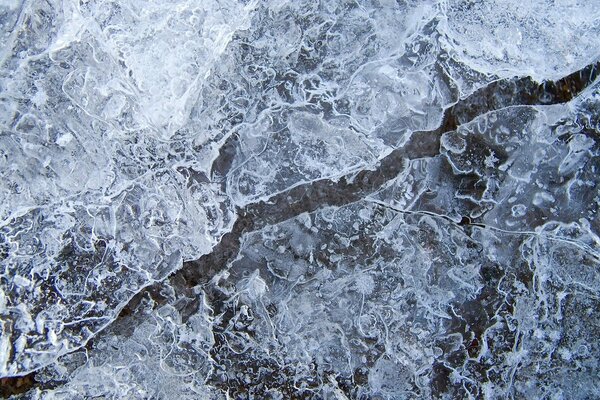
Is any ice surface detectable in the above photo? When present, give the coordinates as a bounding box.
[442,0,600,81]
[223,0,450,205]
[0,0,240,376]
[1,0,600,398]
[31,284,220,399]
[35,195,600,398]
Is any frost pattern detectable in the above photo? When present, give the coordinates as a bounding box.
[222,0,452,205]
[31,287,220,400]
[0,0,248,375]
[36,195,600,398]
[443,0,600,81]
[1,0,600,399]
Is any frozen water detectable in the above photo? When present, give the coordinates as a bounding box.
[0,0,240,376]
[1,0,600,399]
[32,284,220,399]
[442,0,600,81]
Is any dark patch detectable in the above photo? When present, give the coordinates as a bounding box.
[431,362,452,398]
[0,373,36,398]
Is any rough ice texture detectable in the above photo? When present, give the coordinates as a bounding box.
[1,0,600,399]
[443,0,600,81]
[0,0,244,376]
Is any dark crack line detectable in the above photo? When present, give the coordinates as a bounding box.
[4,60,598,392]
[367,199,600,262]
[180,60,600,288]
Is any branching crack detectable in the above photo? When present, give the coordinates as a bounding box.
[4,60,598,395]
[178,60,600,290]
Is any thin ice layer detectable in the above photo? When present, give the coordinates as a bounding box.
[442,0,600,81]
[31,285,221,400]
[223,0,449,205]
[2,0,600,397]
[0,0,251,376]
[45,196,599,399]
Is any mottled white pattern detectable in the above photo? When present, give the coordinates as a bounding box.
[1,0,599,399]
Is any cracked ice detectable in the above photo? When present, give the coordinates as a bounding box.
[1,0,600,399]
